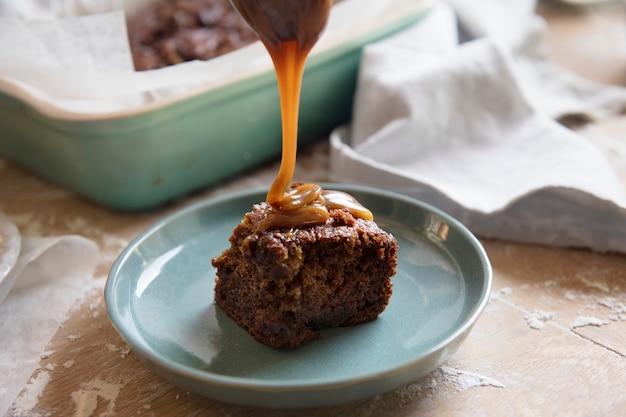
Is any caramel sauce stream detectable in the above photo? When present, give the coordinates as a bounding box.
[230,0,373,229]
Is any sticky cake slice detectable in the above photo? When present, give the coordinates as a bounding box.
[211,203,398,349]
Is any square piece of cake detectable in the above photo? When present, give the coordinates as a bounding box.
[212,203,398,349]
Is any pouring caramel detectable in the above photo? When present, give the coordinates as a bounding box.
[230,0,373,229]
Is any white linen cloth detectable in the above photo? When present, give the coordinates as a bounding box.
[0,214,99,416]
[330,1,626,253]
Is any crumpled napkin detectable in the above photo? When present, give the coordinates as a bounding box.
[330,0,626,253]
[0,213,100,416]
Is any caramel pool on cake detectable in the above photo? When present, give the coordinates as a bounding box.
[212,0,398,349]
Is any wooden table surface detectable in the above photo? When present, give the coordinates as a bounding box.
[2,1,626,416]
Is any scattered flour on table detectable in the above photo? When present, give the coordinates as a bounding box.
[71,379,122,417]
[360,365,505,414]
[598,297,626,321]
[439,367,505,390]
[570,316,611,329]
[577,276,611,293]
[7,213,42,236]
[64,216,130,265]
[565,291,626,327]
[11,371,51,416]
[543,280,558,289]
[524,310,554,330]
[39,350,54,360]
[67,333,82,342]
[392,375,439,402]
[2,275,106,417]
[87,296,104,319]
[105,343,131,359]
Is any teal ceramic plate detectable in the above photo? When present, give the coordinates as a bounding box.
[105,184,491,408]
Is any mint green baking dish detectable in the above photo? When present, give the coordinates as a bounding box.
[0,2,432,210]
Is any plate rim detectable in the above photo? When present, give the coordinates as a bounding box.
[105,183,492,393]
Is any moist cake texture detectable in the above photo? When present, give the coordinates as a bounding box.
[212,203,398,349]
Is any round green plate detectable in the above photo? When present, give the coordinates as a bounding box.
[105,184,492,408]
